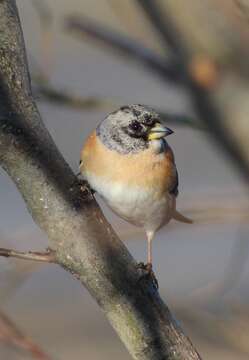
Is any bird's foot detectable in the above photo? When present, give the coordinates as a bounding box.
[136,262,159,290]
[79,180,95,195]
[69,178,94,209]
[71,176,95,196]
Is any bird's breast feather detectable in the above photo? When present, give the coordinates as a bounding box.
[81,130,177,197]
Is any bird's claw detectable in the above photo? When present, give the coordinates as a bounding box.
[136,262,159,290]
[79,179,95,195]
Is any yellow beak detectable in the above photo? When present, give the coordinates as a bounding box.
[148,123,174,140]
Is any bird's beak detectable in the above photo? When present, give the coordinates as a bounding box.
[148,123,174,140]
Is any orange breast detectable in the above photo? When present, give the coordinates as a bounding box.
[81,130,177,197]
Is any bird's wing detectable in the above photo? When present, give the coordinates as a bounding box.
[169,166,179,197]
[169,165,193,224]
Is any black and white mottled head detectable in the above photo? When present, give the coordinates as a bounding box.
[96,104,173,154]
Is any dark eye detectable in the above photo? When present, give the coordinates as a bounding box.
[129,120,142,132]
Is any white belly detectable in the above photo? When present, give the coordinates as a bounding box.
[85,172,175,233]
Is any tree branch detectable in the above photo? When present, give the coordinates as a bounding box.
[65,15,182,83]
[33,76,114,111]
[33,75,201,128]
[0,248,55,263]
[0,2,201,360]
[0,311,53,360]
[31,0,53,76]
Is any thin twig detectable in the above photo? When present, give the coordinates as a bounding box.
[31,0,54,76]
[65,15,181,83]
[0,248,56,263]
[32,69,200,127]
[0,311,53,360]
[31,0,52,26]
[63,16,201,128]
[158,111,201,129]
[34,77,200,127]
[34,78,114,111]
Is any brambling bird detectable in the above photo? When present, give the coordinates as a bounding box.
[80,104,192,275]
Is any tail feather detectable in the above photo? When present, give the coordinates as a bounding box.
[173,210,193,224]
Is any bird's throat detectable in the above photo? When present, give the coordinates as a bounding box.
[150,138,167,154]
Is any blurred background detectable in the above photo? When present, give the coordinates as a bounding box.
[1,0,249,359]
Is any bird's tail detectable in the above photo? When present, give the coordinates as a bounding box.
[173,210,193,224]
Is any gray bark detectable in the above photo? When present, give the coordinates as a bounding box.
[0,1,201,359]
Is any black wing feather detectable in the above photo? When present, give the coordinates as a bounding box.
[169,168,179,197]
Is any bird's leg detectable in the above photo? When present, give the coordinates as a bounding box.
[147,231,154,271]
[136,231,154,271]
[136,231,158,289]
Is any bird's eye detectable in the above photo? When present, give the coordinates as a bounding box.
[129,120,142,132]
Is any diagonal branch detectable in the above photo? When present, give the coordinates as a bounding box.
[65,15,182,83]
[0,2,201,360]
[63,16,201,129]
[0,311,53,360]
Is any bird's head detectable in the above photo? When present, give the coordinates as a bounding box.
[96,104,173,154]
